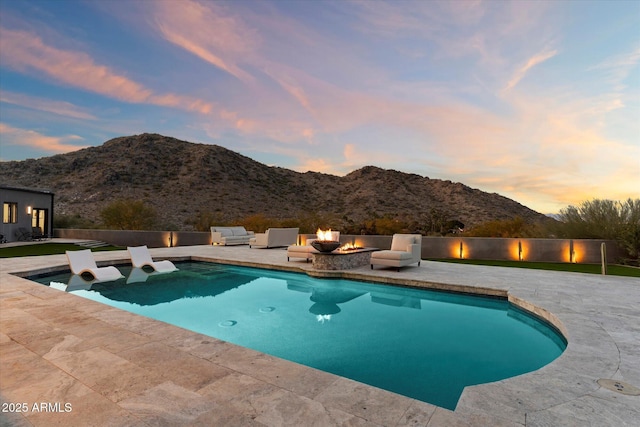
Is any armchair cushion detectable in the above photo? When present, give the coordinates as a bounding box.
[391,234,416,251]
[371,250,413,261]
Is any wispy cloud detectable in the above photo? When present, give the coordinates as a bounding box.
[589,47,640,91]
[0,26,215,114]
[152,0,256,83]
[0,123,88,154]
[0,90,96,120]
[503,49,558,92]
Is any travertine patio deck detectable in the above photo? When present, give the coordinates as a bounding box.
[1,245,638,426]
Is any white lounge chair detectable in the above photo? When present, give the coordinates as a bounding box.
[127,246,178,273]
[65,249,124,282]
[370,234,422,271]
[250,227,299,248]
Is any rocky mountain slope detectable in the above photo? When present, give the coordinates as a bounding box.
[0,133,547,231]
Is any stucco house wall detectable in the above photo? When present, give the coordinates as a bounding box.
[1,185,54,242]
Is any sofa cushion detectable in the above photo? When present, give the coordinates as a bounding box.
[230,226,247,236]
[217,227,233,237]
[391,235,415,251]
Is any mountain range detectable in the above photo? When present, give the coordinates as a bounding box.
[0,133,547,232]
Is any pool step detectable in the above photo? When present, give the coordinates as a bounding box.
[75,240,110,248]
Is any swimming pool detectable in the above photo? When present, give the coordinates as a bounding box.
[33,261,566,410]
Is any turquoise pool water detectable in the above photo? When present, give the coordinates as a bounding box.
[33,262,566,409]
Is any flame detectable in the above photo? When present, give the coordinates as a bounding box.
[338,242,362,251]
[316,228,333,241]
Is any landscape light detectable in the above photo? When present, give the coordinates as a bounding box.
[518,241,523,261]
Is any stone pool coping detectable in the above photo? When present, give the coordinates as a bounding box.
[1,245,638,426]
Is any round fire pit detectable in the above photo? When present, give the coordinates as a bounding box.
[311,240,341,253]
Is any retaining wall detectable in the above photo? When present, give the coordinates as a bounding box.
[54,229,622,264]
[54,229,206,248]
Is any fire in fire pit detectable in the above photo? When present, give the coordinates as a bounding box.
[338,242,362,252]
[316,228,335,241]
[311,229,340,252]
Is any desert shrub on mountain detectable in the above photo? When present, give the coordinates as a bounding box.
[100,199,158,230]
[466,217,540,238]
[238,214,279,233]
[54,213,96,229]
[189,211,225,232]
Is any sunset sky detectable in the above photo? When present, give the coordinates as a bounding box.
[0,0,638,214]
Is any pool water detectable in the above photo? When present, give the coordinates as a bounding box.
[33,261,566,410]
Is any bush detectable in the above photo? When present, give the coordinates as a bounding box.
[54,214,96,229]
[188,211,224,232]
[552,198,640,265]
[100,199,158,230]
[466,217,540,238]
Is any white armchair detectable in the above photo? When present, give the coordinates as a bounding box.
[249,227,299,248]
[370,234,422,271]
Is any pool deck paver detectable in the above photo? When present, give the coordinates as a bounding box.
[1,244,638,426]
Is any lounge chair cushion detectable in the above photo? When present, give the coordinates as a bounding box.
[287,244,318,261]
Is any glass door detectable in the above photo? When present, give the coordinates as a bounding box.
[32,208,47,230]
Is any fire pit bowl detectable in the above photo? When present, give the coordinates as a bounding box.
[311,240,341,253]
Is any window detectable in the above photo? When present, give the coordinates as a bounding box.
[3,202,17,223]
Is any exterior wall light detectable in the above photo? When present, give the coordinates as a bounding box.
[27,206,32,214]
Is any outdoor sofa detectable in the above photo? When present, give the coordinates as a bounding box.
[210,226,255,245]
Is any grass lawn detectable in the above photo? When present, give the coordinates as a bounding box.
[0,243,124,258]
[2,244,638,278]
[429,258,640,278]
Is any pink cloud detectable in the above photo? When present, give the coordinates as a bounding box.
[0,26,215,114]
[503,49,558,92]
[152,0,256,83]
[0,123,88,154]
[0,91,96,120]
